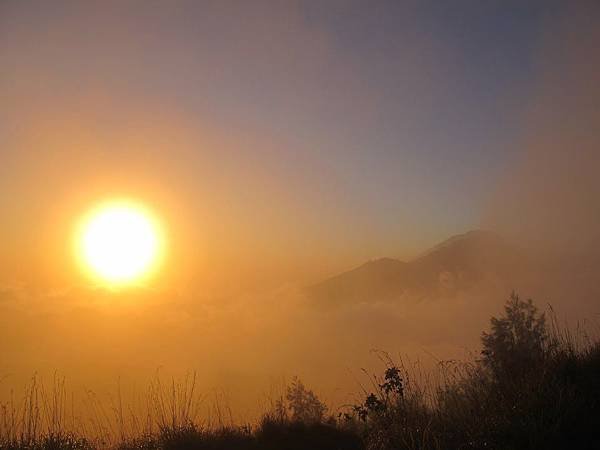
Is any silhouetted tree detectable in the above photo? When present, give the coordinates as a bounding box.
[481,292,548,379]
[284,377,327,423]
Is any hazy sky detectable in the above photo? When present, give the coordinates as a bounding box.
[2,2,600,423]
[0,0,592,290]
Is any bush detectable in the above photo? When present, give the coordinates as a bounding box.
[282,378,328,424]
[349,293,600,450]
[118,377,362,450]
[481,292,549,379]
[0,433,92,450]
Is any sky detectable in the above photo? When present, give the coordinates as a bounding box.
[1,0,600,425]
[0,0,592,292]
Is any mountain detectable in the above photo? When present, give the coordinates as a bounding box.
[307,230,523,306]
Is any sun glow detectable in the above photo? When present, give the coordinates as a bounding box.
[77,200,164,285]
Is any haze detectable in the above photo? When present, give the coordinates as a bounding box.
[1,0,599,425]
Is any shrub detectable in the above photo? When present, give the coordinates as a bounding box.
[481,292,549,379]
[274,377,328,424]
[350,293,600,450]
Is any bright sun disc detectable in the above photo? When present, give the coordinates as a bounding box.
[77,201,163,285]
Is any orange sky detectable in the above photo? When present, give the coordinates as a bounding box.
[1,2,600,424]
[0,2,599,296]
[1,1,554,294]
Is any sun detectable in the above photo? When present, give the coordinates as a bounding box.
[76,200,164,285]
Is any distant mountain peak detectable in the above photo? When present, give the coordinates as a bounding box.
[307,229,516,307]
[415,229,503,261]
[358,257,405,269]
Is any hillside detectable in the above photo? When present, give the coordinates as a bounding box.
[307,230,523,306]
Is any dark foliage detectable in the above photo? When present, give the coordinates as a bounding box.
[281,377,328,424]
[0,433,92,450]
[116,420,363,450]
[481,292,549,379]
[349,293,600,450]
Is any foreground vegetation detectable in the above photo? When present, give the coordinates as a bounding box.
[1,293,599,449]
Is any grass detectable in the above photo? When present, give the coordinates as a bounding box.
[1,293,599,449]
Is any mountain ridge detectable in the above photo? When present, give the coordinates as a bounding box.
[306,229,519,306]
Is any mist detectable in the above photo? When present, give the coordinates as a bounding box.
[1,2,599,446]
